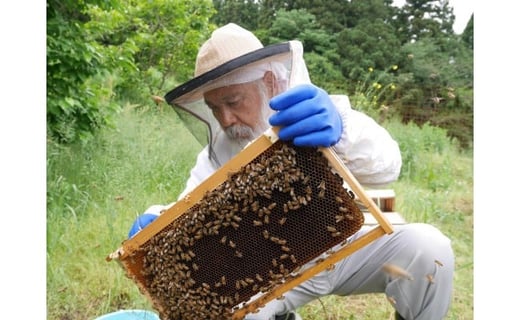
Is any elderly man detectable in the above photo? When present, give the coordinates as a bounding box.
[128,23,454,320]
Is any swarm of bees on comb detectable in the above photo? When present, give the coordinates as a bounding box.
[118,141,366,319]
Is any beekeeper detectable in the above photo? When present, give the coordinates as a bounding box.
[128,23,454,320]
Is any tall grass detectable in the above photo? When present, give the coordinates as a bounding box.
[47,107,473,319]
[47,104,202,319]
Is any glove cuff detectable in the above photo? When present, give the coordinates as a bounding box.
[330,94,351,157]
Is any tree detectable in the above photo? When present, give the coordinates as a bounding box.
[396,0,455,42]
[47,0,215,144]
[47,0,120,143]
[86,0,215,102]
[461,13,473,50]
[336,18,402,82]
[259,8,344,91]
[211,0,260,30]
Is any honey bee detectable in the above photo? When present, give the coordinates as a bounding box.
[327,226,337,233]
[326,264,336,271]
[426,274,435,283]
[382,263,414,280]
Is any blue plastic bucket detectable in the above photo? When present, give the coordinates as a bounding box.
[94,309,160,320]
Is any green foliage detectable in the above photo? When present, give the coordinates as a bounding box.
[304,52,348,94]
[396,0,455,42]
[349,64,401,119]
[400,37,473,90]
[260,8,345,93]
[84,0,215,104]
[47,1,121,143]
[264,8,334,54]
[395,36,473,147]
[461,13,474,49]
[47,0,215,144]
[211,0,260,30]
[336,18,402,81]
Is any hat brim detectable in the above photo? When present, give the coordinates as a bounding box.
[165,42,291,105]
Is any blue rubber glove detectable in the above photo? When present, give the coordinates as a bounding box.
[128,213,159,239]
[268,84,342,147]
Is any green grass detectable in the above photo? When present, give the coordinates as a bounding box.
[47,106,473,320]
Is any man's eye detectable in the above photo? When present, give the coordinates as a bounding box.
[226,99,240,108]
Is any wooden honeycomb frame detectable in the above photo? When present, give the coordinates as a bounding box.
[107,128,394,319]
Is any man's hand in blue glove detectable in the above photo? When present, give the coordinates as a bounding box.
[128,213,159,239]
[268,84,342,147]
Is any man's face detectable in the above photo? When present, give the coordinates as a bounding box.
[203,80,273,145]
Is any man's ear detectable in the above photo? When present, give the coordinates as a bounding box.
[262,71,278,97]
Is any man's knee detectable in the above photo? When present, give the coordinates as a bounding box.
[397,223,452,255]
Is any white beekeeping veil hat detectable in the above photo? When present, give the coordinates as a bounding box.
[165,23,311,166]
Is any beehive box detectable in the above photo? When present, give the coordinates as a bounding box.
[107,129,393,320]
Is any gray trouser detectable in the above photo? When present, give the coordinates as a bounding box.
[244,223,454,320]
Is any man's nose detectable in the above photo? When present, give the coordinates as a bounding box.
[219,107,237,127]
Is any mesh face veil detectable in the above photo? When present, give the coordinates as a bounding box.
[165,24,311,167]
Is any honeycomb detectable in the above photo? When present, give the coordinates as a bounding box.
[112,140,368,319]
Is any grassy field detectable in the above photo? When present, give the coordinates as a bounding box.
[46,104,473,319]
